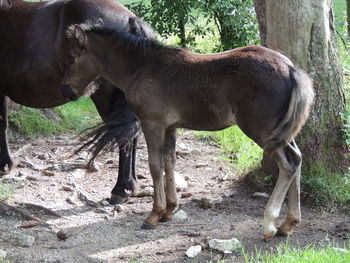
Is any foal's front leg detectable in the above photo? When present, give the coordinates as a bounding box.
[141,122,166,229]
[161,129,177,221]
[0,95,13,174]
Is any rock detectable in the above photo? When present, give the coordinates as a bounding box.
[195,163,208,168]
[185,245,201,258]
[173,210,188,220]
[0,249,7,259]
[26,175,40,181]
[62,185,74,191]
[18,234,35,247]
[176,143,192,156]
[135,186,154,197]
[181,192,193,198]
[71,169,85,179]
[252,192,269,198]
[114,204,124,212]
[66,196,76,205]
[208,238,242,253]
[174,171,188,191]
[100,200,110,206]
[19,220,40,228]
[41,170,55,177]
[18,160,41,171]
[106,159,114,164]
[57,226,87,240]
[201,196,223,208]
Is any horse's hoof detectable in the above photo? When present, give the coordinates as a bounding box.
[263,231,276,241]
[141,221,156,230]
[108,195,128,205]
[276,226,291,237]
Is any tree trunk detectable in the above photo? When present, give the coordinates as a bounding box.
[255,0,348,180]
[347,0,350,37]
[254,0,267,46]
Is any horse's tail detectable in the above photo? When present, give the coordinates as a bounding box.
[264,67,314,154]
[0,0,12,10]
[75,111,140,170]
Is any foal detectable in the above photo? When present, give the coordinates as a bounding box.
[61,19,314,240]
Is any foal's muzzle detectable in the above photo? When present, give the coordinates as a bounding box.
[61,84,79,101]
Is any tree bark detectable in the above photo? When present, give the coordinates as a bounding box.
[347,0,350,37]
[255,0,349,180]
[254,0,267,46]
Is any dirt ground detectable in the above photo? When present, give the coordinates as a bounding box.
[0,131,349,263]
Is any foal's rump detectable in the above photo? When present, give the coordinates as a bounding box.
[229,47,314,153]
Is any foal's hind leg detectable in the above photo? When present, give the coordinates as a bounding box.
[160,129,177,222]
[141,122,166,229]
[263,142,302,240]
[0,95,13,174]
[278,140,302,236]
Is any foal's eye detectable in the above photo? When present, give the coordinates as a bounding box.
[68,55,75,64]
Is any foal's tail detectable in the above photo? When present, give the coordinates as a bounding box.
[264,67,314,154]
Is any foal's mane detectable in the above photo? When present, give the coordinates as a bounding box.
[85,17,179,56]
[0,0,12,10]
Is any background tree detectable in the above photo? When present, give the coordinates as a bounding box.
[127,0,258,49]
[254,0,349,200]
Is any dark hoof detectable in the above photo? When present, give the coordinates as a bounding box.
[141,221,156,230]
[276,227,289,237]
[0,160,14,175]
[108,195,128,205]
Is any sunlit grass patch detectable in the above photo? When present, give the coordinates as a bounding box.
[195,126,263,174]
[0,183,15,201]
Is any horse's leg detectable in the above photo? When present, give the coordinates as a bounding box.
[0,95,13,174]
[263,142,302,241]
[109,140,137,204]
[141,122,166,229]
[160,129,177,222]
[278,140,302,236]
[91,83,138,203]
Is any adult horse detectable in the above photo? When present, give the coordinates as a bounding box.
[61,19,314,240]
[0,0,154,204]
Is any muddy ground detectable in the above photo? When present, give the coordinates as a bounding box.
[0,131,349,263]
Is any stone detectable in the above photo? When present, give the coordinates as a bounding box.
[0,250,7,259]
[208,238,242,253]
[195,163,208,168]
[114,204,124,212]
[100,200,110,206]
[173,210,188,220]
[185,245,202,258]
[201,196,223,208]
[42,170,55,177]
[62,185,74,191]
[18,234,35,247]
[252,192,269,198]
[135,186,154,197]
[174,171,188,191]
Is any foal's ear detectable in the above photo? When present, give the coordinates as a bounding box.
[128,17,141,35]
[66,24,86,56]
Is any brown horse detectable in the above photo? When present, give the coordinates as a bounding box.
[0,0,154,204]
[61,19,314,240]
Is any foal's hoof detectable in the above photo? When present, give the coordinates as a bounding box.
[108,194,128,205]
[141,221,156,230]
[159,217,171,223]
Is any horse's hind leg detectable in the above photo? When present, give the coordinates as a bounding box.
[160,129,177,222]
[278,140,302,236]
[110,138,138,204]
[263,142,302,240]
[0,95,13,174]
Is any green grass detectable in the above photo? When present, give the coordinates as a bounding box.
[243,243,350,263]
[0,183,15,201]
[9,97,99,139]
[196,127,263,174]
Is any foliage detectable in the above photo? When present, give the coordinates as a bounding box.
[196,127,263,174]
[196,0,258,50]
[243,242,350,263]
[9,98,99,139]
[0,182,14,201]
[126,0,258,50]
